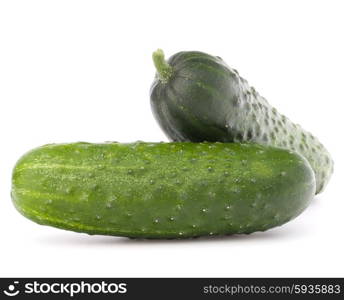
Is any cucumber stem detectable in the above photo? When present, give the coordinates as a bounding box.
[152,49,173,83]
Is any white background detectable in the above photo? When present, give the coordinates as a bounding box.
[0,0,343,277]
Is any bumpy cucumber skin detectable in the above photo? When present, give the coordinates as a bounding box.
[12,142,315,239]
[150,51,333,194]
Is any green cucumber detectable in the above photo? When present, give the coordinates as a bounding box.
[12,142,315,239]
[150,49,333,194]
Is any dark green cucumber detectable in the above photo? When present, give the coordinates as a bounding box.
[150,49,333,194]
[12,142,315,239]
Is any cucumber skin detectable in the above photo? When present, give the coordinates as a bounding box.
[12,142,315,239]
[150,51,333,194]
